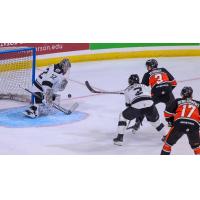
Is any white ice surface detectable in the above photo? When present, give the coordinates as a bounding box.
[0,57,200,155]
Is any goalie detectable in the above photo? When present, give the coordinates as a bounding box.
[23,58,71,118]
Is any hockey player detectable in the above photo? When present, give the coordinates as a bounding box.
[161,86,200,155]
[23,58,71,118]
[132,59,177,132]
[142,59,177,110]
[113,74,167,146]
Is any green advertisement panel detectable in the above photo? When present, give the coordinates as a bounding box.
[90,43,199,50]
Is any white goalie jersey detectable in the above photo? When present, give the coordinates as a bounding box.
[34,65,70,93]
[124,83,154,109]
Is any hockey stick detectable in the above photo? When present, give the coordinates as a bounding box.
[19,85,79,115]
[85,81,124,95]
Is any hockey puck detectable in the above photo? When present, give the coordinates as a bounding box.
[68,94,72,98]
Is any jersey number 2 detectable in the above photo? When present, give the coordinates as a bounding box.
[134,87,143,96]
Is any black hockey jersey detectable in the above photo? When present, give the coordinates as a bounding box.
[164,98,200,125]
[141,68,177,89]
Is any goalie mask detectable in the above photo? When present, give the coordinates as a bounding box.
[54,58,71,75]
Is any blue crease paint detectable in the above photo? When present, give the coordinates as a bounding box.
[0,107,88,128]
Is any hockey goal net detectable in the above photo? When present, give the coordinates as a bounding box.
[0,47,36,102]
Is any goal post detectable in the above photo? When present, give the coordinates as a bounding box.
[0,47,36,103]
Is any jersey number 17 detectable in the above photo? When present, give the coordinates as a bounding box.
[181,104,196,118]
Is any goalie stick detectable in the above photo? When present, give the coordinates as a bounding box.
[85,81,124,95]
[19,85,79,115]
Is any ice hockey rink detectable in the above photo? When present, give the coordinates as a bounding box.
[0,56,200,155]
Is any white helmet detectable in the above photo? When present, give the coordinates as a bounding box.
[59,58,71,74]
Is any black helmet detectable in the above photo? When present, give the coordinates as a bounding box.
[181,86,193,99]
[146,59,158,69]
[128,74,140,85]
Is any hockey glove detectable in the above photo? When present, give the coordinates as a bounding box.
[125,103,131,107]
[43,88,54,105]
[58,79,68,91]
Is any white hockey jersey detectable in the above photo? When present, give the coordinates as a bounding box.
[34,65,70,93]
[124,83,154,109]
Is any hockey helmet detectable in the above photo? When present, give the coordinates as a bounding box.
[59,58,71,75]
[181,86,193,99]
[146,59,158,70]
[128,74,140,85]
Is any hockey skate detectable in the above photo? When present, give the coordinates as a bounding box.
[23,105,39,119]
[113,134,124,146]
[127,120,141,134]
[161,135,167,142]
